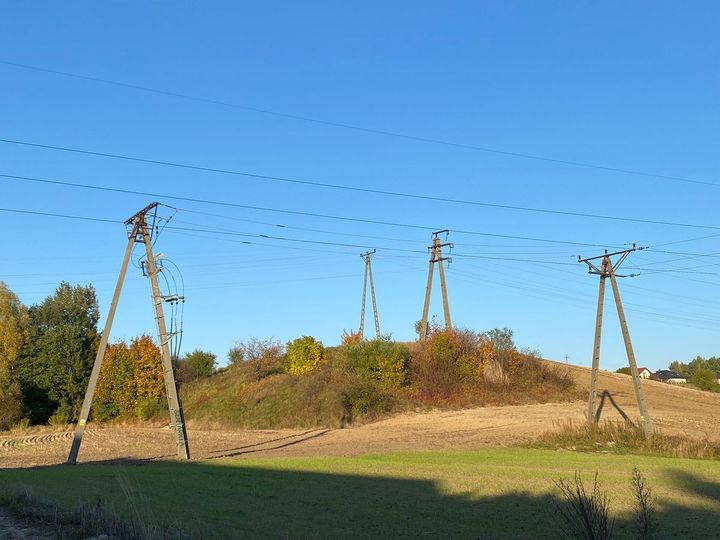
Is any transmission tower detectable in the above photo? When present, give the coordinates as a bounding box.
[419,230,453,340]
[359,249,380,339]
[579,244,652,435]
[68,202,190,464]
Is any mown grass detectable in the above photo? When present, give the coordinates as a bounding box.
[532,420,720,460]
[1,448,719,539]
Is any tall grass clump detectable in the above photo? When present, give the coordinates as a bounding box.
[552,468,659,540]
[0,479,189,539]
[631,467,658,540]
[553,472,613,540]
[533,420,720,460]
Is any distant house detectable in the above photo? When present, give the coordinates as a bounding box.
[637,367,652,379]
[716,372,720,385]
[654,370,687,384]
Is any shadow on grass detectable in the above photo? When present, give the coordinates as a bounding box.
[1,460,719,539]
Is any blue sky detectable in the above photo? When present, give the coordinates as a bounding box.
[1,2,718,369]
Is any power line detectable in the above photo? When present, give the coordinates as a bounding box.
[0,139,718,231]
[0,206,119,224]
[1,59,715,189]
[0,172,626,247]
[0,203,592,265]
[2,203,718,273]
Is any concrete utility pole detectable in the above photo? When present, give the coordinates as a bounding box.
[359,250,380,339]
[419,230,453,340]
[579,244,652,436]
[68,202,190,464]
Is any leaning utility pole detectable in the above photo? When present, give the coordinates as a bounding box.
[68,202,190,464]
[579,244,652,436]
[419,230,453,340]
[359,250,380,339]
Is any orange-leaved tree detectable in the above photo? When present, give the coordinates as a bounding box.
[93,335,165,421]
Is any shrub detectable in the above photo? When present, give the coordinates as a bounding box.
[91,400,119,423]
[285,336,324,375]
[615,367,631,375]
[484,327,515,352]
[411,329,491,399]
[228,338,284,382]
[341,329,362,345]
[48,407,70,427]
[136,397,168,421]
[177,349,216,382]
[338,337,410,389]
[344,377,393,418]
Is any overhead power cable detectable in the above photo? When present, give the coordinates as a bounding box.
[0,139,718,231]
[0,206,119,224]
[1,59,715,188]
[0,173,625,247]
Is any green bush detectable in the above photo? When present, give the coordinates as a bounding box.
[338,337,410,389]
[91,400,119,423]
[48,407,70,427]
[344,378,393,418]
[177,349,216,381]
[136,397,168,421]
[284,336,324,375]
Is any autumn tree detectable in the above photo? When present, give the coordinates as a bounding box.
[0,282,30,372]
[284,336,324,375]
[228,338,284,382]
[93,335,165,421]
[0,282,29,429]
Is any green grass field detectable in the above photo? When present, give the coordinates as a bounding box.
[1,449,719,539]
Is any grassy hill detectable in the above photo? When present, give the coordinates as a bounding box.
[179,333,579,430]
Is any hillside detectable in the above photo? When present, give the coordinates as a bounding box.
[2,359,719,468]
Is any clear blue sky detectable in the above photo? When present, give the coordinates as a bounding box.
[1,2,718,369]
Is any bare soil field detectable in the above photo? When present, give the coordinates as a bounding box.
[1,361,718,468]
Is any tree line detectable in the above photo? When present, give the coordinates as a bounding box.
[0,281,217,430]
[669,356,720,392]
